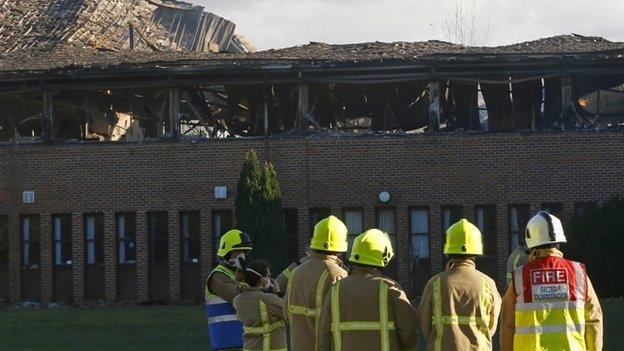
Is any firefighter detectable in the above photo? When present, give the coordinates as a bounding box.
[275,252,310,295]
[205,229,253,351]
[284,215,349,351]
[500,211,603,351]
[317,229,418,351]
[418,219,501,351]
[506,243,528,285]
[233,259,287,351]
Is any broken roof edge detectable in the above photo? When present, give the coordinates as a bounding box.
[1,34,624,79]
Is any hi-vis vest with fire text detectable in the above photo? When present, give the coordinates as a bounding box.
[513,256,588,351]
[205,264,244,350]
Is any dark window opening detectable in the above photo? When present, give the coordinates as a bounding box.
[575,202,597,217]
[410,208,430,260]
[541,202,564,220]
[85,214,104,266]
[342,208,363,257]
[309,208,330,236]
[283,209,299,262]
[181,211,200,264]
[148,212,168,265]
[21,215,40,267]
[475,205,497,256]
[117,213,136,264]
[508,205,530,250]
[52,214,72,266]
[212,210,233,263]
[0,216,8,265]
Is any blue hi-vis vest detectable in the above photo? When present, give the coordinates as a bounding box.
[205,264,244,350]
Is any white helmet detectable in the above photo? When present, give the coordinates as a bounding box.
[525,211,567,249]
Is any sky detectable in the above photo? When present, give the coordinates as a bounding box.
[199,0,624,51]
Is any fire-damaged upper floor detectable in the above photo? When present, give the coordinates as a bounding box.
[1,29,624,142]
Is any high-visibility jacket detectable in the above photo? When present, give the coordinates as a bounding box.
[500,248,603,351]
[317,266,418,351]
[418,258,501,351]
[506,247,528,285]
[233,287,287,351]
[205,264,245,350]
[284,252,347,351]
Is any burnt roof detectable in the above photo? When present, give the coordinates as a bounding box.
[0,0,241,54]
[1,33,624,83]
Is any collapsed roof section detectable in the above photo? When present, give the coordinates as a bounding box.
[1,33,624,143]
[0,0,255,54]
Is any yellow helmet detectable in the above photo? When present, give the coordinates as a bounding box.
[310,215,348,253]
[217,229,253,258]
[444,219,483,255]
[349,229,394,268]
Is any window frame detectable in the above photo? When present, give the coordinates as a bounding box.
[375,207,397,248]
[474,205,497,256]
[508,204,530,250]
[180,211,201,265]
[52,214,72,266]
[147,211,169,266]
[0,216,8,266]
[21,215,40,268]
[309,208,331,236]
[409,207,430,260]
[212,209,233,264]
[117,213,136,265]
[342,207,364,256]
[84,213,104,266]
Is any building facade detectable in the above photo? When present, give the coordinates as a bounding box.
[1,131,622,304]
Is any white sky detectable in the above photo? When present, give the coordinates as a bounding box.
[199,0,624,50]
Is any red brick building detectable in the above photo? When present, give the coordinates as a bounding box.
[1,30,624,304]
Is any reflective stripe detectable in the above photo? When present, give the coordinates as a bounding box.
[431,276,491,350]
[331,321,396,331]
[286,268,330,351]
[208,314,239,324]
[516,300,585,311]
[378,282,390,351]
[330,281,393,351]
[432,277,443,351]
[283,266,294,280]
[516,324,585,334]
[512,253,523,269]
[206,297,228,305]
[241,300,286,351]
[513,268,524,303]
[572,261,585,301]
[330,282,342,351]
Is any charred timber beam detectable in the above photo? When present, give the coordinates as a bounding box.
[42,92,53,140]
[169,88,181,139]
[297,83,309,134]
[428,82,440,131]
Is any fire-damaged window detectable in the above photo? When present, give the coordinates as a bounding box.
[21,215,40,267]
[85,214,104,266]
[181,211,200,264]
[53,215,72,266]
[0,216,8,265]
[117,213,136,264]
[0,92,44,142]
[148,212,168,265]
[509,205,530,250]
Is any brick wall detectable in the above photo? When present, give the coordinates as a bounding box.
[1,131,623,304]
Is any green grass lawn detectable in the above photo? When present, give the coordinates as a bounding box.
[0,298,623,350]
